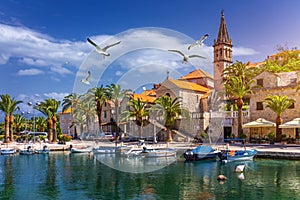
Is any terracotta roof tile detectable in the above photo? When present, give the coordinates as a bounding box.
[169,79,209,93]
[179,69,213,80]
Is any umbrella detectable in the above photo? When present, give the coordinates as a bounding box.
[279,118,300,128]
[242,118,276,128]
[243,118,276,141]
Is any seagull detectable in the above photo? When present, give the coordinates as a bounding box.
[168,50,206,64]
[188,34,209,50]
[80,71,91,85]
[87,37,121,57]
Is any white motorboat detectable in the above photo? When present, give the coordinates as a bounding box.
[1,148,15,155]
[92,147,115,154]
[70,147,92,153]
[141,148,177,158]
[19,146,35,155]
[35,145,50,154]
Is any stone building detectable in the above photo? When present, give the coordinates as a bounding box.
[247,64,300,140]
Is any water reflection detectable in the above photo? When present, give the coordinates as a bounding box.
[94,154,177,173]
[0,153,300,199]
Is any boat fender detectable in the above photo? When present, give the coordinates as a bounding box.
[217,175,227,181]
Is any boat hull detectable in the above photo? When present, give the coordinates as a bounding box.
[218,149,257,163]
[141,149,177,158]
[1,148,15,155]
[19,150,35,155]
[93,147,115,154]
[71,148,92,153]
[184,146,219,161]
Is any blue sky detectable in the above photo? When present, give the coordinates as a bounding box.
[0,0,300,113]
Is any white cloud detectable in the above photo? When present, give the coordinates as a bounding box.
[43,92,69,102]
[17,68,44,76]
[0,23,90,73]
[50,65,73,75]
[115,71,123,76]
[233,46,259,56]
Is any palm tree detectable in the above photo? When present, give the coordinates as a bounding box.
[77,94,96,134]
[224,76,254,137]
[88,85,109,132]
[13,114,24,136]
[106,84,127,139]
[223,61,256,84]
[49,100,60,142]
[152,95,189,142]
[0,94,22,143]
[35,116,47,132]
[122,98,149,138]
[264,95,295,142]
[62,93,82,138]
[36,99,60,142]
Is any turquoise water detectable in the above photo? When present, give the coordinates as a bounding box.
[1,152,300,200]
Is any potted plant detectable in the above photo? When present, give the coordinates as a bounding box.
[268,132,275,144]
[201,132,207,142]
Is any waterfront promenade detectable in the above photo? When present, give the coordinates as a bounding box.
[1,140,300,159]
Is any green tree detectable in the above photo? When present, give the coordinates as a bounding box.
[264,95,295,142]
[35,116,47,132]
[224,76,254,137]
[36,99,60,142]
[152,95,189,142]
[122,98,149,138]
[106,84,127,139]
[223,61,256,138]
[13,114,24,136]
[62,93,82,138]
[0,94,22,143]
[88,85,109,133]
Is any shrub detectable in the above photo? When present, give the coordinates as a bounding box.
[58,134,72,142]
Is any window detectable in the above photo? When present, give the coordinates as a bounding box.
[257,79,263,87]
[104,111,107,118]
[256,102,263,110]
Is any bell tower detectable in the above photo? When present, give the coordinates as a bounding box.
[213,11,233,92]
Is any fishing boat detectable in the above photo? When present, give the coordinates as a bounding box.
[35,145,50,154]
[70,147,92,153]
[0,148,15,155]
[184,145,220,161]
[19,146,35,155]
[141,147,177,158]
[92,146,116,154]
[217,149,257,163]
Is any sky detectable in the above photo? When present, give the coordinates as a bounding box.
[0,0,300,114]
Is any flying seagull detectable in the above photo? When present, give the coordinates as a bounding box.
[168,50,206,64]
[80,71,91,85]
[87,37,121,57]
[188,34,209,50]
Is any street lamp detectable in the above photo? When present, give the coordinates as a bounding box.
[21,111,30,134]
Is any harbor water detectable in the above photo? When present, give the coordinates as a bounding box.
[0,152,300,200]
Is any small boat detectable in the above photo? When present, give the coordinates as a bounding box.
[141,147,177,158]
[119,146,143,157]
[35,145,50,154]
[70,147,92,153]
[184,145,220,161]
[218,149,257,163]
[1,148,15,155]
[92,147,116,154]
[19,146,35,155]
